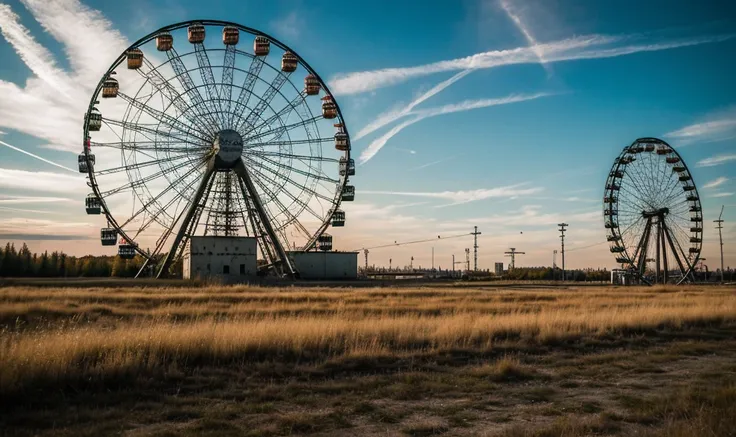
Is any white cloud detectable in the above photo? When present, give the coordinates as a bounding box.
[710,192,734,198]
[665,106,736,144]
[0,168,85,194]
[359,92,553,164]
[361,183,544,207]
[703,177,728,189]
[329,33,733,96]
[697,154,736,167]
[270,11,303,40]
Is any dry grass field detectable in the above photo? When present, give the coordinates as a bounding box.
[1,282,736,436]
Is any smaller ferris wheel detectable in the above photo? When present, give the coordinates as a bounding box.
[604,137,702,285]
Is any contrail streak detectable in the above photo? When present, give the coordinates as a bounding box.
[0,139,77,173]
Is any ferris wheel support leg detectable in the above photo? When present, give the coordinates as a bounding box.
[655,221,662,284]
[661,223,669,284]
[663,222,691,284]
[635,218,653,285]
[156,160,217,279]
[233,159,297,278]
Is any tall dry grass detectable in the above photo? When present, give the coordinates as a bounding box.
[0,284,734,395]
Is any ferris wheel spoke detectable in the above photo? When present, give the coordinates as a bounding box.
[221,44,236,119]
[249,151,339,163]
[247,169,313,239]
[98,157,200,198]
[91,140,208,154]
[119,158,207,231]
[167,48,220,131]
[102,117,207,150]
[192,43,226,126]
[139,58,217,138]
[246,92,307,135]
[117,91,213,143]
[95,153,193,176]
[252,153,339,185]
[617,185,650,212]
[252,137,335,148]
[243,158,326,222]
[243,115,323,144]
[229,54,265,129]
[237,71,291,134]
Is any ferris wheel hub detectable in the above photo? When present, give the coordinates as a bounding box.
[213,129,244,165]
[642,207,669,219]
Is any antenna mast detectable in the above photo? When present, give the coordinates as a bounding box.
[715,206,725,283]
[471,226,481,271]
[558,223,568,281]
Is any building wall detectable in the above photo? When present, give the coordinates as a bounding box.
[289,251,359,280]
[494,262,504,275]
[185,236,257,280]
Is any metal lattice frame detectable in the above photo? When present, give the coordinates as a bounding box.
[603,137,702,285]
[81,20,353,278]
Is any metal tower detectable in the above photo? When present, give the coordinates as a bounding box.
[465,248,470,272]
[364,249,369,273]
[471,226,481,271]
[553,249,557,269]
[558,223,568,281]
[715,206,725,283]
[504,248,525,270]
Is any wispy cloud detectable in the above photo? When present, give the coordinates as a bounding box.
[710,192,734,198]
[354,70,472,141]
[697,154,736,167]
[0,168,84,194]
[0,139,77,173]
[361,183,544,207]
[665,106,736,144]
[410,155,459,172]
[703,177,728,189]
[499,0,551,74]
[270,11,303,40]
[0,195,72,204]
[359,92,553,164]
[329,33,733,96]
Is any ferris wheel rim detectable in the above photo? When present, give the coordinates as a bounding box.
[82,19,352,263]
[604,137,702,285]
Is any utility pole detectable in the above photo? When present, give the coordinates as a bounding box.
[432,247,434,271]
[410,256,414,270]
[452,254,464,277]
[389,258,392,271]
[504,248,526,270]
[465,248,470,272]
[553,249,558,279]
[471,226,481,271]
[364,249,369,274]
[715,206,725,283]
[558,223,568,281]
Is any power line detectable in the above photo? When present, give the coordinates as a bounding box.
[353,232,471,252]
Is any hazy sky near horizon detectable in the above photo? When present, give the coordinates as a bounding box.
[0,0,734,270]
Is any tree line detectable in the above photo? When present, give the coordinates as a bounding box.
[0,243,150,277]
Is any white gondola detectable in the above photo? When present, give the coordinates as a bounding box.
[156,32,173,51]
[188,24,205,43]
[317,233,333,251]
[87,107,102,131]
[339,158,355,176]
[331,210,345,227]
[223,26,239,45]
[85,193,101,215]
[100,228,117,246]
[341,185,355,201]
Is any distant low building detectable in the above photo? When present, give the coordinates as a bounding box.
[495,262,504,275]
[288,251,359,280]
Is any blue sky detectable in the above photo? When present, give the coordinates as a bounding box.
[0,0,734,270]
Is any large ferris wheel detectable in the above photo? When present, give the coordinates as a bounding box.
[79,20,355,278]
[604,137,702,285]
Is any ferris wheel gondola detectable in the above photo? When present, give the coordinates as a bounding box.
[80,20,354,278]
